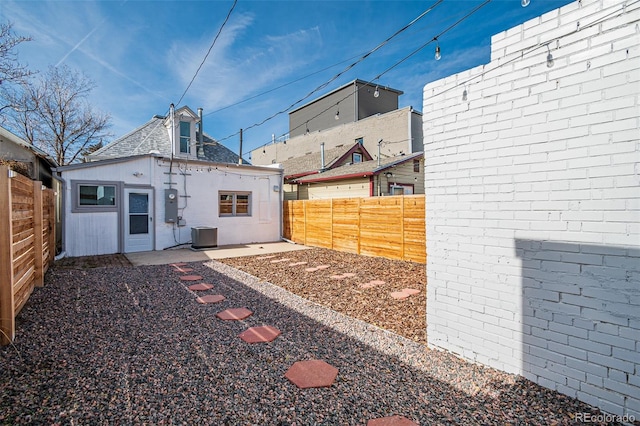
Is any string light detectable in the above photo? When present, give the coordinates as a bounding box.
[435,43,442,61]
[521,0,530,7]
[373,86,380,98]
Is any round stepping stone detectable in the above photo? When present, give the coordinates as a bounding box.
[285,360,338,389]
[180,275,203,281]
[367,415,418,426]
[239,325,281,343]
[216,308,253,320]
[196,294,225,304]
[402,288,420,295]
[390,291,411,300]
[188,283,214,291]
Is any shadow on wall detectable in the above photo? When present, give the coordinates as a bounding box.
[517,240,640,419]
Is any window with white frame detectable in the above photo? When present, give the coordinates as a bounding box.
[389,184,414,196]
[72,180,119,212]
[353,152,363,163]
[179,121,191,154]
[219,191,251,216]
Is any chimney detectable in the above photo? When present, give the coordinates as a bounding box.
[197,107,204,157]
[320,142,325,171]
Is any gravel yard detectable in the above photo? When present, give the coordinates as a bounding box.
[0,250,614,425]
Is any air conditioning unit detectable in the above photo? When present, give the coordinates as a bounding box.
[191,226,218,249]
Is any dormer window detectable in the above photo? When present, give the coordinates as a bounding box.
[179,121,191,154]
[353,152,363,163]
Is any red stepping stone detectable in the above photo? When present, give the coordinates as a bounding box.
[402,288,420,295]
[361,279,386,289]
[330,275,345,280]
[342,272,356,277]
[305,267,318,272]
[216,308,253,320]
[174,267,194,273]
[196,294,224,305]
[170,262,187,267]
[285,360,338,389]
[315,265,330,270]
[270,258,291,263]
[390,291,410,300]
[188,283,214,291]
[239,326,281,343]
[180,275,203,281]
[196,294,225,304]
[289,261,308,266]
[367,415,418,426]
[257,255,277,260]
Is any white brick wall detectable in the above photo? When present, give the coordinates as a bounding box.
[424,0,639,418]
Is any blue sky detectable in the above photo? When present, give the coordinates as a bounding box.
[3,0,572,160]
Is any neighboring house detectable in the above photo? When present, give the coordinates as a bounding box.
[55,106,282,257]
[251,79,423,166]
[0,126,58,188]
[0,126,62,253]
[88,105,242,164]
[288,150,424,200]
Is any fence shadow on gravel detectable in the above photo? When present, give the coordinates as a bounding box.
[0,260,607,424]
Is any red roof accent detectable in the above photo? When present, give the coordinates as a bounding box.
[295,171,374,183]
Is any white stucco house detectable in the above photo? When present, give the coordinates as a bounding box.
[55,105,283,257]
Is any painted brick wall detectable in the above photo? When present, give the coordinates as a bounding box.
[423,0,639,418]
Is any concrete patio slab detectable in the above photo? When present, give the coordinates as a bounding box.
[126,241,311,266]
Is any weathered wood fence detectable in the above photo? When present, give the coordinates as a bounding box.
[0,165,55,345]
[283,195,426,264]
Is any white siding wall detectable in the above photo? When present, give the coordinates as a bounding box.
[423,0,639,419]
[61,156,282,256]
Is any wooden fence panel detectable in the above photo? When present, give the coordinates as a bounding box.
[304,199,333,249]
[0,166,55,345]
[282,195,426,264]
[331,198,359,254]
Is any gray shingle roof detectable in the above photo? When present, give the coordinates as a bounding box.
[89,115,242,164]
[279,144,364,178]
[295,151,423,183]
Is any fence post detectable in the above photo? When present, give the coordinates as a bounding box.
[33,181,44,287]
[0,166,15,345]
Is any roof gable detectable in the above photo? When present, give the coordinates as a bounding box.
[280,142,372,179]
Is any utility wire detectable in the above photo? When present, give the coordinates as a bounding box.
[175,0,238,107]
[214,0,445,144]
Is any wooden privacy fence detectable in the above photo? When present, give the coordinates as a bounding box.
[283,195,426,264]
[0,165,55,345]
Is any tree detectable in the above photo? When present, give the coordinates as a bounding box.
[0,21,35,115]
[9,65,112,165]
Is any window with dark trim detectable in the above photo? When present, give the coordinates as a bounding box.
[71,180,120,213]
[219,191,251,216]
[413,159,420,173]
[353,152,363,163]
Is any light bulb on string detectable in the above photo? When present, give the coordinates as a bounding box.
[434,44,441,61]
[521,0,530,7]
[373,86,380,98]
[335,110,340,120]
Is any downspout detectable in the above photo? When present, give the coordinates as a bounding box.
[197,107,204,158]
[320,142,325,171]
[52,171,66,259]
[238,129,243,164]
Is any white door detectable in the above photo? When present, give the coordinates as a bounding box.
[124,188,154,253]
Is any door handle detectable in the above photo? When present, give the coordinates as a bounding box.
[150,217,153,222]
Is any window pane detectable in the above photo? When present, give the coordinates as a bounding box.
[129,215,149,234]
[129,193,148,214]
[79,185,116,206]
[220,194,233,215]
[353,153,362,163]
[180,121,190,153]
[236,194,249,215]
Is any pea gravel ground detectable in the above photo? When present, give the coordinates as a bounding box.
[0,251,615,425]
